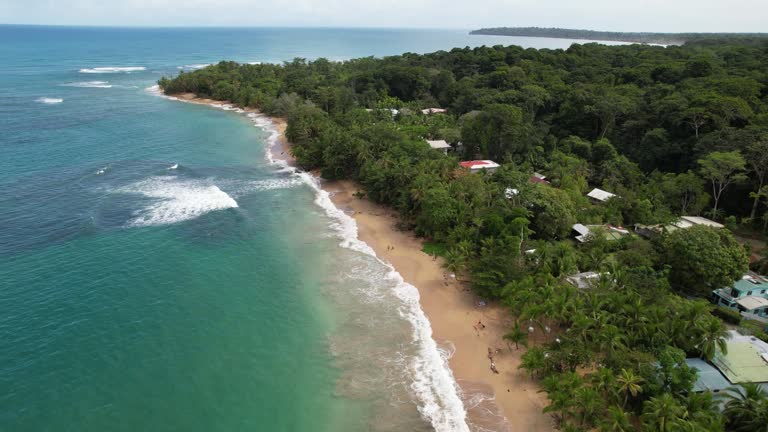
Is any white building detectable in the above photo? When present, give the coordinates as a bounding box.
[587,188,618,203]
[460,160,500,174]
[421,108,447,115]
[426,139,451,154]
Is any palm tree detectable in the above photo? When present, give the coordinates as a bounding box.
[599,405,632,432]
[616,368,643,408]
[443,247,467,275]
[641,393,687,432]
[504,322,528,350]
[696,317,729,361]
[574,386,602,428]
[520,346,547,378]
[591,368,618,404]
[723,383,768,432]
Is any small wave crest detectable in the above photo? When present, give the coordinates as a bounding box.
[177,63,212,70]
[62,81,112,88]
[117,176,238,227]
[79,66,146,74]
[36,97,63,104]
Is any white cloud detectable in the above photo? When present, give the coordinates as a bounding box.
[1,0,766,32]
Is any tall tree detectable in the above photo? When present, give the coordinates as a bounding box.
[746,139,768,220]
[698,151,747,215]
[661,225,749,294]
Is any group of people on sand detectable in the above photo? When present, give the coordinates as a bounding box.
[487,347,500,374]
[475,319,500,374]
[386,245,395,252]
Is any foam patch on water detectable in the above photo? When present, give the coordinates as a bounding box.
[63,81,112,88]
[80,66,146,74]
[36,97,63,104]
[118,176,238,227]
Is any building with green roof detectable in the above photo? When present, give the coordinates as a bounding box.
[712,272,768,319]
[712,331,768,385]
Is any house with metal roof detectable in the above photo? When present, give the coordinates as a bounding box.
[421,108,447,115]
[686,358,732,393]
[572,223,630,243]
[635,215,724,239]
[711,330,768,385]
[426,139,451,154]
[587,188,618,203]
[712,273,768,319]
[566,271,608,289]
[459,160,500,174]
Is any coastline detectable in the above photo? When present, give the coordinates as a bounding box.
[159,90,553,431]
[326,181,554,432]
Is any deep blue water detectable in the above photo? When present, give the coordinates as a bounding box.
[0,26,622,432]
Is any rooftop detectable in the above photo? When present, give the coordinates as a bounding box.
[712,330,768,384]
[686,358,732,392]
[587,188,618,202]
[421,108,447,115]
[573,224,630,243]
[732,274,768,294]
[566,271,605,289]
[460,160,500,170]
[736,296,768,311]
[426,139,451,150]
[675,216,724,229]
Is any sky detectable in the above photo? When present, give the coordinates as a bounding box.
[1,0,766,32]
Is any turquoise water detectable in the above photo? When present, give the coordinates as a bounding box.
[0,26,622,431]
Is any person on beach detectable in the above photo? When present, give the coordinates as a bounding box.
[477,320,485,329]
[487,347,493,360]
[490,362,499,374]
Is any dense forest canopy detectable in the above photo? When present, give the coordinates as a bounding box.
[161,40,768,431]
[470,27,768,45]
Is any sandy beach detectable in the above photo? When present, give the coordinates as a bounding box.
[165,91,553,431]
[326,181,554,432]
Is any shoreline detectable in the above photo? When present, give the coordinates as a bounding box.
[326,181,554,432]
[159,90,553,431]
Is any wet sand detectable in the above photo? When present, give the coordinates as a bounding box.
[325,181,554,432]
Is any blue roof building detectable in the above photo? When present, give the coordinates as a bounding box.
[712,273,768,319]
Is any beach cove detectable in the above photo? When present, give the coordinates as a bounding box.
[164,91,555,431]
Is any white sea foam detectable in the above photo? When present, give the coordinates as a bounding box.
[63,81,112,88]
[179,63,212,70]
[95,166,108,175]
[36,97,63,104]
[118,176,238,227]
[168,163,179,170]
[302,174,470,432]
[158,94,471,431]
[79,66,146,74]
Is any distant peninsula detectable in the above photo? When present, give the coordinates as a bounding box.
[470,27,768,45]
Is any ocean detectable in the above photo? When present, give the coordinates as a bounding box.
[0,26,625,432]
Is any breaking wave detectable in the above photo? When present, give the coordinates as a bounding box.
[79,66,146,74]
[62,81,112,88]
[118,176,238,227]
[36,97,63,104]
